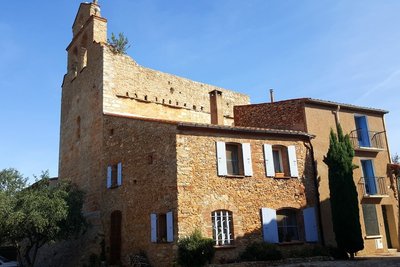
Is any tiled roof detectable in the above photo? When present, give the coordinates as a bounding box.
[177,122,314,138]
[104,112,314,138]
[305,98,388,114]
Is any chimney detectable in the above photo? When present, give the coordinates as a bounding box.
[209,90,223,125]
[269,89,274,103]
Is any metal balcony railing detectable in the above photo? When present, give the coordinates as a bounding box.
[359,177,387,197]
[350,130,385,150]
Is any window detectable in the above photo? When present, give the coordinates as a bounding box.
[212,210,234,246]
[216,142,252,176]
[226,143,243,175]
[151,212,174,243]
[277,209,299,242]
[264,144,299,177]
[272,148,284,173]
[107,162,122,188]
[261,207,317,243]
[362,204,380,236]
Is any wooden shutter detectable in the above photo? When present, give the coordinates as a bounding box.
[288,145,299,177]
[150,213,157,242]
[242,143,253,176]
[216,141,227,176]
[117,162,122,186]
[166,211,174,242]
[303,207,318,242]
[107,166,112,188]
[261,208,279,243]
[263,144,275,177]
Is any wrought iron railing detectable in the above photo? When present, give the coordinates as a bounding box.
[359,177,387,196]
[350,130,385,149]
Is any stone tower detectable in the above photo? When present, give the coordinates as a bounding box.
[59,1,107,213]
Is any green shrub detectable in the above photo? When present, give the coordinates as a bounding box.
[177,230,215,267]
[240,242,282,262]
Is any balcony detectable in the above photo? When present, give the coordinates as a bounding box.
[350,130,385,151]
[358,177,388,198]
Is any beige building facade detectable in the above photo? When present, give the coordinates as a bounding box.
[235,98,399,255]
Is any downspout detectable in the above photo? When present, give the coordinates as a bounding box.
[382,116,392,163]
[307,136,325,245]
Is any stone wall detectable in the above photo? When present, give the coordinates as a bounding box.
[176,128,318,262]
[102,47,250,126]
[234,100,307,131]
[101,115,179,267]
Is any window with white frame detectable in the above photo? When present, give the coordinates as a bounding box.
[107,162,122,188]
[212,210,234,246]
[216,141,253,177]
[264,144,299,178]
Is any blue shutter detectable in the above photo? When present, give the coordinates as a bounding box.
[106,166,112,188]
[150,213,157,243]
[117,162,122,186]
[242,143,253,176]
[303,207,318,242]
[355,116,371,147]
[216,141,227,176]
[166,211,174,242]
[263,144,275,177]
[261,208,279,243]
[288,146,299,177]
[361,160,377,195]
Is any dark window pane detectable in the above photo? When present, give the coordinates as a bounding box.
[158,214,167,242]
[273,150,283,173]
[362,204,380,236]
[226,144,240,175]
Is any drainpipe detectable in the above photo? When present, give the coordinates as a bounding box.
[307,137,325,246]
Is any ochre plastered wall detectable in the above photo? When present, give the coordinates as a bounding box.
[304,104,399,254]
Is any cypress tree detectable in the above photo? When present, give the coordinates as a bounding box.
[323,125,364,259]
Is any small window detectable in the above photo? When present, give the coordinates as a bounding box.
[76,116,81,140]
[107,162,122,188]
[212,210,234,246]
[264,144,298,178]
[226,143,243,176]
[362,204,380,236]
[272,149,283,173]
[277,209,299,242]
[216,142,252,177]
[151,212,174,243]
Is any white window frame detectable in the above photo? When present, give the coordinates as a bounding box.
[212,210,234,246]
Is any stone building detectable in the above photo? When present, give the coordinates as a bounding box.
[235,98,399,255]
[53,1,399,266]
[55,1,321,266]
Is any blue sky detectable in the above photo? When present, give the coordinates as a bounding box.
[1,0,399,181]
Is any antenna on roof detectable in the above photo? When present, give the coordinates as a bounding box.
[269,89,274,103]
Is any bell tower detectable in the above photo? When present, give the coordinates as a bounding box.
[65,0,107,80]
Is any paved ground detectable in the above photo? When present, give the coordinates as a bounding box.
[211,253,400,267]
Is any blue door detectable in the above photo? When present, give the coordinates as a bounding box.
[355,116,371,147]
[361,160,377,195]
